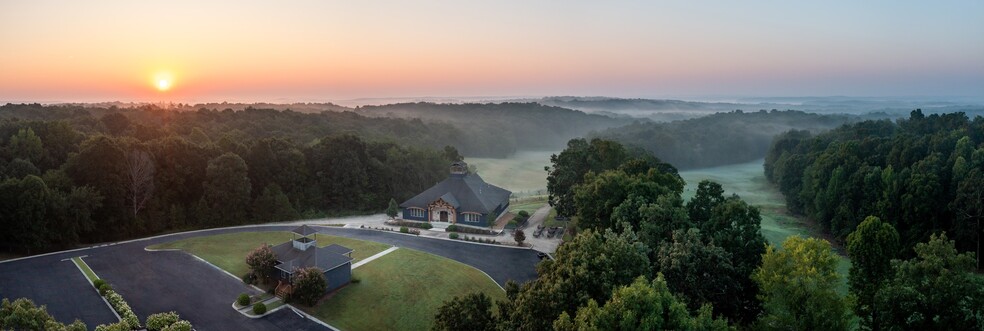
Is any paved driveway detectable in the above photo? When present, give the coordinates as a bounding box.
[0,224,540,330]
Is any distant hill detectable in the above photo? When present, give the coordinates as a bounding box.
[356,102,633,156]
[593,110,874,169]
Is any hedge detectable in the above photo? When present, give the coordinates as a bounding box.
[449,232,459,239]
[445,224,494,235]
[388,220,433,229]
[146,311,180,331]
[105,290,140,329]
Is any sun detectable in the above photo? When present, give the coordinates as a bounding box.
[152,71,175,92]
[157,79,171,91]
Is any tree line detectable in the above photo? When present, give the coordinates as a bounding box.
[0,104,463,254]
[593,109,861,169]
[435,138,983,330]
[765,109,984,266]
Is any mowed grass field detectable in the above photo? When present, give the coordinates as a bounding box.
[467,150,556,195]
[303,249,506,331]
[680,160,852,293]
[147,231,391,277]
[148,231,506,331]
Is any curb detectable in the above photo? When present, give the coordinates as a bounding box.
[69,257,123,322]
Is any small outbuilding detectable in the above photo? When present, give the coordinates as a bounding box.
[270,225,352,294]
[400,161,511,227]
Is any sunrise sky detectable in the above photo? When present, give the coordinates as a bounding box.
[1,1,982,103]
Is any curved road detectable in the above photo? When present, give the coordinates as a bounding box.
[0,225,540,330]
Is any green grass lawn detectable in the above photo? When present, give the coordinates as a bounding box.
[301,249,505,331]
[680,160,852,294]
[467,151,557,195]
[509,199,546,215]
[71,257,98,283]
[147,231,391,278]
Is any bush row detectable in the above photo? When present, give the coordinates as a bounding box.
[387,220,433,229]
[454,235,500,245]
[399,226,421,235]
[104,290,140,329]
[445,224,494,235]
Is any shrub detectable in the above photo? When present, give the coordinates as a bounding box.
[291,267,328,306]
[518,210,530,218]
[400,226,409,233]
[241,272,256,285]
[236,293,250,307]
[446,225,458,232]
[98,283,113,296]
[146,311,180,331]
[0,298,88,331]
[94,322,130,331]
[252,302,267,315]
[105,290,140,329]
[449,233,459,239]
[162,320,192,331]
[92,278,106,289]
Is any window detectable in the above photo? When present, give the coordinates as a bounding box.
[408,208,425,218]
[463,213,480,223]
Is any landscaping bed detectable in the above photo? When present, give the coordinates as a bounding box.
[444,224,495,235]
[386,219,433,229]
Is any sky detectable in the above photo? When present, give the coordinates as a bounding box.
[1,1,982,103]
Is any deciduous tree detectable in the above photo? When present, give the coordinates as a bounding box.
[432,292,496,331]
[846,216,899,329]
[753,236,850,331]
[553,275,729,331]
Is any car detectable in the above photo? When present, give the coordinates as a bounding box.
[536,252,548,260]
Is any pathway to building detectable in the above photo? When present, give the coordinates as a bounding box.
[351,247,399,269]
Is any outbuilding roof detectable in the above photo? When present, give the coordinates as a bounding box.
[271,242,353,273]
[291,225,318,236]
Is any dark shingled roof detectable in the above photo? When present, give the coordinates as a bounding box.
[271,241,353,273]
[400,172,511,214]
[291,225,318,236]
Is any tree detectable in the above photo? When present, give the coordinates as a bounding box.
[872,233,984,330]
[245,244,277,283]
[100,113,131,135]
[252,184,298,223]
[8,127,43,164]
[656,229,747,323]
[432,292,496,331]
[686,180,725,224]
[507,229,651,330]
[385,198,399,219]
[0,175,51,253]
[846,216,899,330]
[123,149,155,217]
[514,229,526,246]
[200,152,251,226]
[753,236,850,331]
[0,298,87,331]
[553,275,730,331]
[291,267,327,306]
[574,170,672,231]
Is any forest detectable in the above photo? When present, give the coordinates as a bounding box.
[355,102,631,157]
[594,110,863,169]
[765,110,984,265]
[435,137,984,331]
[0,103,469,254]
